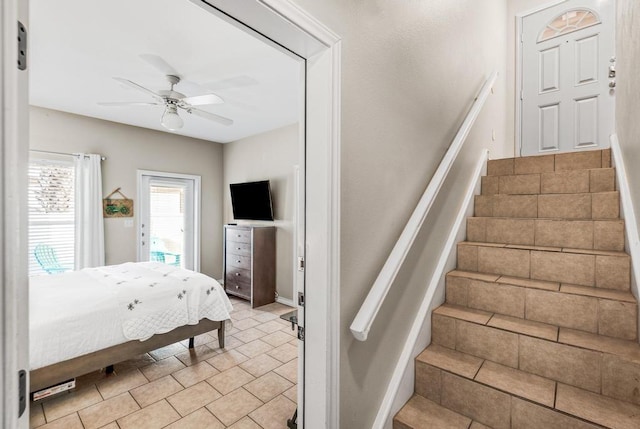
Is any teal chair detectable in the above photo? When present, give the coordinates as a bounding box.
[34,244,71,274]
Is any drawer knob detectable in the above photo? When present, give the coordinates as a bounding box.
[235,273,241,276]
[237,247,241,250]
[237,234,241,237]
[236,260,241,263]
[235,285,239,289]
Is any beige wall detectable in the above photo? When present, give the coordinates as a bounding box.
[290,0,509,426]
[29,106,225,279]
[616,0,640,228]
[506,0,553,151]
[222,124,299,302]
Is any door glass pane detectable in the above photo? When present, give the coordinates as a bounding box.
[149,185,185,268]
[538,9,600,42]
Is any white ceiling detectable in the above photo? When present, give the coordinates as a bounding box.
[29,0,302,143]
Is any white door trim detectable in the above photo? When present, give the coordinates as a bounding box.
[136,170,202,272]
[515,0,569,156]
[188,1,342,427]
[2,0,30,426]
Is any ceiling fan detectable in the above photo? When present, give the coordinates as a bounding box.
[98,54,233,131]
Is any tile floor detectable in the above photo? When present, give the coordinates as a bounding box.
[30,297,298,429]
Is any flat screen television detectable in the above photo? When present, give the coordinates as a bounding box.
[229,180,274,221]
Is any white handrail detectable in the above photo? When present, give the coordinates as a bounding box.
[350,70,498,341]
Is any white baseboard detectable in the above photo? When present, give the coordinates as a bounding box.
[373,150,489,429]
[610,135,640,340]
[276,296,296,308]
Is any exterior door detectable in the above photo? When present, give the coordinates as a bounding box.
[521,0,615,156]
[137,171,201,271]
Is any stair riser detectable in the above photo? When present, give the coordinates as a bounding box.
[457,244,631,291]
[481,169,615,196]
[467,218,625,251]
[487,149,611,176]
[416,364,603,429]
[446,276,637,340]
[474,192,620,219]
[431,314,640,405]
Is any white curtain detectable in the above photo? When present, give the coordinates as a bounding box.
[74,154,105,269]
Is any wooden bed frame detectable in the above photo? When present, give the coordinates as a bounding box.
[30,318,226,392]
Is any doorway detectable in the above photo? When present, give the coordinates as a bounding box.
[517,0,616,156]
[2,1,340,428]
[137,171,200,271]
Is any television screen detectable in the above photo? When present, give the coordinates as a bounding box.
[230,180,274,221]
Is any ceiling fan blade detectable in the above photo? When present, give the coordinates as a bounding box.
[181,93,224,106]
[98,101,161,107]
[140,54,179,76]
[113,77,163,100]
[186,107,234,126]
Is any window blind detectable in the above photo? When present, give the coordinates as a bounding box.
[28,158,75,275]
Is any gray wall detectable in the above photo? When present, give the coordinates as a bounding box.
[616,0,640,228]
[222,124,299,302]
[290,0,509,427]
[29,106,225,279]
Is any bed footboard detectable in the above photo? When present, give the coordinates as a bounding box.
[31,318,228,392]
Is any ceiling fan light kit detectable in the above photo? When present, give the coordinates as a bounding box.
[161,103,183,131]
[99,54,234,130]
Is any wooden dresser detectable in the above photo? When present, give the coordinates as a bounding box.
[224,225,276,308]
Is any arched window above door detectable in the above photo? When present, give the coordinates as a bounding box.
[538,9,601,42]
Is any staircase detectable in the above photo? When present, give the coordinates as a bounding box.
[394,149,640,429]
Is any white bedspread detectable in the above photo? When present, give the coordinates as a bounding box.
[29,262,232,370]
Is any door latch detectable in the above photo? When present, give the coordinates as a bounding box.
[298,292,305,307]
[297,256,305,271]
[297,326,305,341]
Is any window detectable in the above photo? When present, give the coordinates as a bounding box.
[538,9,601,42]
[28,157,75,275]
[149,185,186,268]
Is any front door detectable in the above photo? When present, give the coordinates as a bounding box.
[520,0,615,156]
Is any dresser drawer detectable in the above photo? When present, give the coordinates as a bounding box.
[226,266,251,284]
[227,254,250,270]
[226,241,251,257]
[226,228,251,244]
[225,279,251,299]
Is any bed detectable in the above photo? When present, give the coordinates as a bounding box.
[29,261,232,392]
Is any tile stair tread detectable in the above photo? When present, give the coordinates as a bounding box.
[483,167,614,178]
[457,241,629,258]
[434,303,640,362]
[417,344,483,379]
[418,343,639,428]
[556,383,640,429]
[393,394,472,429]
[447,270,636,303]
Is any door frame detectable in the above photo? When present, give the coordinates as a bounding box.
[136,170,202,271]
[2,0,29,426]
[0,0,340,427]
[515,0,569,156]
[187,2,342,427]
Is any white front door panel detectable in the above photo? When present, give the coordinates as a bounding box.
[521,0,615,156]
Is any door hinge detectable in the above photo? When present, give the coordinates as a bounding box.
[18,369,26,417]
[298,292,305,307]
[297,256,305,271]
[297,326,305,341]
[18,21,27,70]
